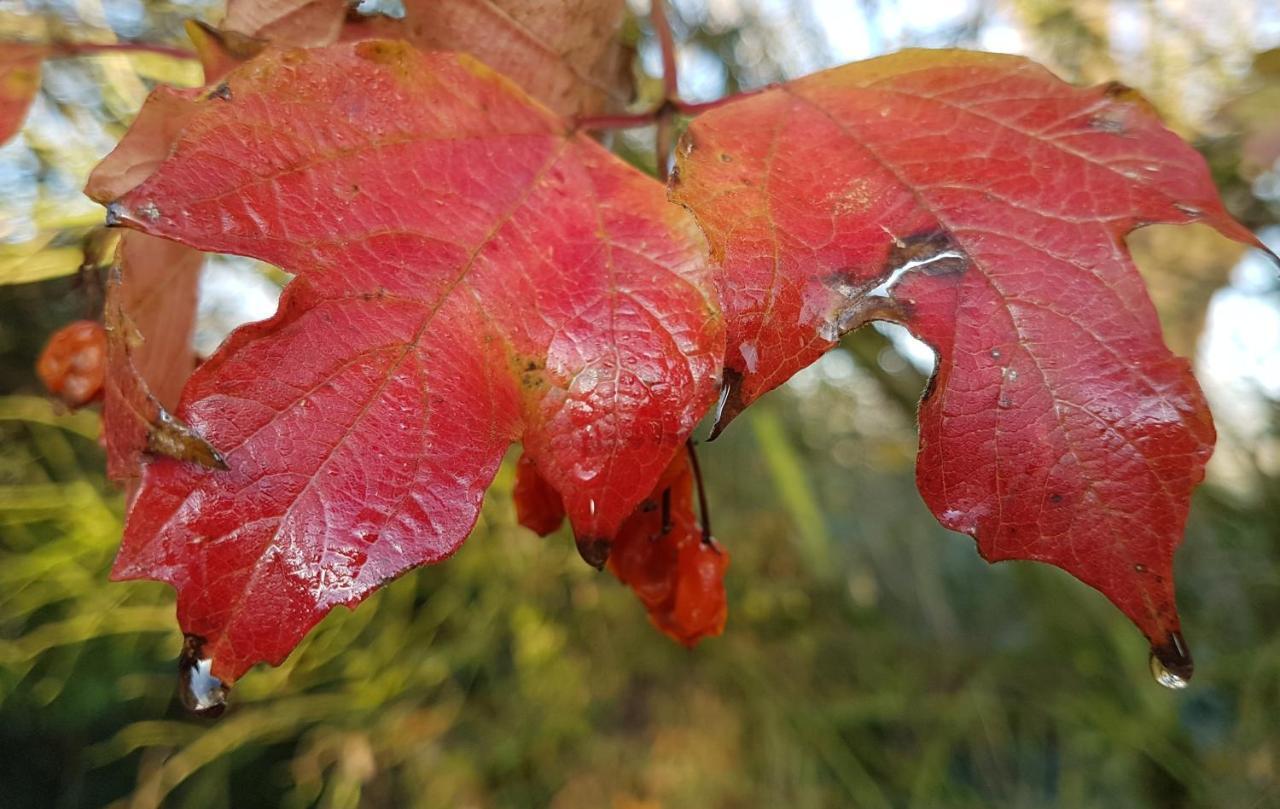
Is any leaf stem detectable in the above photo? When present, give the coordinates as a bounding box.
[572,86,774,133]
[686,439,714,544]
[573,111,660,131]
[650,0,680,101]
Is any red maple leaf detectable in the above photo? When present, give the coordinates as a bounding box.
[670,49,1268,682]
[92,41,723,682]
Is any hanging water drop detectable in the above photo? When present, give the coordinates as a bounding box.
[178,634,229,717]
[1148,630,1193,689]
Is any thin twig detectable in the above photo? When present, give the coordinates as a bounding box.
[574,111,660,131]
[650,0,680,181]
[655,100,675,182]
[685,439,714,544]
[650,0,679,100]
[49,41,197,61]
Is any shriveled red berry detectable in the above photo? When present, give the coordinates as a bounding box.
[653,537,729,647]
[36,320,107,407]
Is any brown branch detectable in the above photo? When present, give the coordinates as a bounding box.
[573,111,660,131]
[49,41,197,61]
[650,0,679,100]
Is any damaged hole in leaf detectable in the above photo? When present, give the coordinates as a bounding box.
[867,228,969,299]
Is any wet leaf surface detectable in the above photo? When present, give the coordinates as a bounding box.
[95,41,722,682]
[671,49,1267,671]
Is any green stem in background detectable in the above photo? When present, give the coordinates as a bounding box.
[749,406,833,575]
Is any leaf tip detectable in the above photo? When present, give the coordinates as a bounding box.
[1149,630,1194,688]
[707,367,745,441]
[574,535,611,570]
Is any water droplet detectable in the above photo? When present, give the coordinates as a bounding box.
[574,535,610,569]
[575,367,600,394]
[178,635,229,717]
[1173,202,1202,219]
[990,349,1002,360]
[571,461,600,482]
[139,201,161,221]
[1149,631,1193,689]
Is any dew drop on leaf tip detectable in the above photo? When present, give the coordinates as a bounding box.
[178,634,229,717]
[1148,630,1193,690]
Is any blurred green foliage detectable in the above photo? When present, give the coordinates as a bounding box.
[3,0,1280,807]
[3,376,1280,808]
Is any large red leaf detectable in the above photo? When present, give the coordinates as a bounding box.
[670,49,1266,681]
[92,41,722,682]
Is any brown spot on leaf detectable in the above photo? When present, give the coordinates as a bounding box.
[1098,80,1159,115]
[884,228,968,277]
[146,409,228,470]
[354,40,412,66]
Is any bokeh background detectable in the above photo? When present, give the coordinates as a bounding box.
[2,1,1279,807]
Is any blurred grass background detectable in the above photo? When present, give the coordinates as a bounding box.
[2,0,1280,807]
